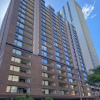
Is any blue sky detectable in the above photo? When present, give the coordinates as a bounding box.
[0,0,100,60]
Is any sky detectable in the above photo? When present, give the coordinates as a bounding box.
[0,0,100,61]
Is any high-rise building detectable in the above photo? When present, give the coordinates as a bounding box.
[61,0,100,71]
[0,0,97,99]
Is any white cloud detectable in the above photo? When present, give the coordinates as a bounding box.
[90,14,96,18]
[82,0,96,19]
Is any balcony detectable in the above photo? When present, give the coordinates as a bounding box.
[43,89,56,95]
[42,72,55,79]
[57,70,66,75]
[10,65,31,74]
[13,48,31,58]
[42,45,52,53]
[58,76,67,81]
[60,90,69,95]
[19,76,30,83]
[42,65,54,72]
[11,57,31,66]
[59,83,68,88]
[42,40,52,48]
[42,80,56,87]
[42,51,53,58]
[6,86,30,94]
[14,39,32,51]
[42,58,54,66]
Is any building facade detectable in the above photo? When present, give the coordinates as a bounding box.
[61,0,100,71]
[0,0,97,99]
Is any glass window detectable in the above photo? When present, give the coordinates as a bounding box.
[13,49,22,55]
[42,51,47,56]
[83,73,86,76]
[66,61,70,65]
[14,40,22,47]
[42,45,47,50]
[42,59,47,63]
[55,52,59,56]
[43,89,49,94]
[56,57,60,61]
[88,93,91,96]
[16,27,24,34]
[42,73,48,78]
[69,79,73,82]
[19,7,26,14]
[6,86,11,92]
[67,67,71,71]
[57,64,61,68]
[68,73,72,77]
[18,16,25,23]
[12,76,19,82]
[42,65,48,70]
[11,57,21,63]
[65,56,69,60]
[19,12,25,18]
[71,91,75,95]
[10,65,20,72]
[84,78,87,81]
[11,86,17,93]
[42,81,49,86]
[17,22,24,28]
[8,75,12,81]
[57,70,61,74]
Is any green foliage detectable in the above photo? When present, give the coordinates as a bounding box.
[86,66,100,85]
[10,95,34,100]
[45,97,53,100]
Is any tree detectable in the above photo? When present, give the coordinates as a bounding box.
[86,66,100,85]
[9,94,34,100]
[41,97,53,100]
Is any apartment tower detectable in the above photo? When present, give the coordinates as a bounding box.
[0,0,97,99]
[61,0,100,71]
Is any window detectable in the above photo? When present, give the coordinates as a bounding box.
[79,76,81,80]
[19,7,26,14]
[19,12,25,18]
[43,89,49,94]
[10,65,20,72]
[84,78,87,81]
[42,51,47,56]
[13,49,22,55]
[87,88,90,91]
[65,56,69,60]
[6,86,18,93]
[57,70,61,74]
[18,16,25,23]
[15,33,23,40]
[67,67,71,71]
[55,47,59,51]
[42,40,46,45]
[82,67,85,71]
[64,48,68,51]
[66,61,70,65]
[56,57,60,61]
[16,27,24,34]
[54,42,58,47]
[8,75,19,82]
[57,64,61,68]
[11,57,21,63]
[68,73,72,77]
[42,73,48,78]
[71,91,75,95]
[83,73,86,76]
[55,52,59,56]
[42,65,48,70]
[41,0,45,6]
[88,93,91,96]
[42,45,47,51]
[69,79,73,82]
[42,31,46,35]
[42,59,47,63]
[17,21,24,28]
[60,91,64,95]
[14,40,22,47]
[42,80,49,86]
[65,52,68,56]
[70,85,74,89]
[42,35,46,40]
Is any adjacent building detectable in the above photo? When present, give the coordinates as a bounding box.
[0,0,98,99]
[61,0,100,71]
